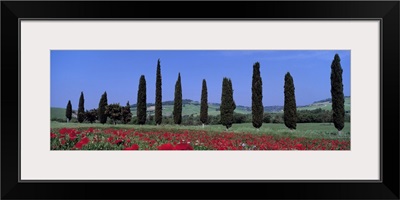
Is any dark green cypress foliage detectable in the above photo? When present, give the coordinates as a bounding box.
[98,92,108,124]
[220,78,235,130]
[228,79,236,111]
[155,59,162,125]
[200,79,208,126]
[330,54,345,133]
[137,75,147,125]
[173,73,182,125]
[66,100,72,122]
[252,62,264,129]
[283,72,297,130]
[122,101,132,124]
[77,92,85,123]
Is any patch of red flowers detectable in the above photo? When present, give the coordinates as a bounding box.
[157,143,176,150]
[174,143,194,150]
[51,127,350,151]
[124,144,139,150]
[74,137,90,149]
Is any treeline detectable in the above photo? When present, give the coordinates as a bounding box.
[58,54,347,134]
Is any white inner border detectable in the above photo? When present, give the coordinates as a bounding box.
[20,21,380,180]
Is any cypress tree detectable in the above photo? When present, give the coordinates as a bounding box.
[200,79,208,127]
[252,62,264,129]
[122,101,132,124]
[220,78,235,130]
[98,92,108,124]
[77,92,85,123]
[155,59,162,125]
[66,100,72,123]
[284,72,297,130]
[137,75,147,125]
[173,73,182,125]
[330,54,345,134]
[228,79,236,111]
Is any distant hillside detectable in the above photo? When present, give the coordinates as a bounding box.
[297,96,351,112]
[51,108,77,120]
[51,96,351,119]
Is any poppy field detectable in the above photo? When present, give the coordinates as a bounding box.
[50,126,350,150]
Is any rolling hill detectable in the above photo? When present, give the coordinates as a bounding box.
[51,96,351,120]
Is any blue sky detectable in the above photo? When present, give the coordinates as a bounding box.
[51,50,350,110]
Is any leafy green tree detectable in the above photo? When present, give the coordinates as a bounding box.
[66,100,72,122]
[200,79,208,127]
[137,75,147,125]
[330,54,345,134]
[155,59,163,125]
[284,72,297,130]
[105,103,122,125]
[98,92,108,124]
[122,101,132,124]
[252,62,264,129]
[173,73,182,124]
[220,77,235,130]
[77,92,85,123]
[85,109,97,124]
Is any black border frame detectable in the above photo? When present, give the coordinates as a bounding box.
[2,1,399,199]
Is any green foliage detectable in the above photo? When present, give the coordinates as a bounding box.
[66,100,72,122]
[330,54,345,131]
[155,59,163,125]
[85,109,98,123]
[273,114,283,124]
[98,92,108,124]
[220,77,236,129]
[200,79,208,125]
[137,75,147,125]
[284,72,297,130]
[173,73,182,124]
[233,112,248,124]
[252,62,264,129]
[122,101,132,124]
[263,113,271,123]
[77,92,85,123]
[105,103,122,125]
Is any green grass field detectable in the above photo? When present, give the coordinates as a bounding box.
[51,121,350,140]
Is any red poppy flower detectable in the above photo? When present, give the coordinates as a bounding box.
[158,143,175,150]
[174,143,194,150]
[124,144,139,150]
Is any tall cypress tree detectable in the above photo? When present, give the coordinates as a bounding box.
[252,62,264,129]
[155,59,162,125]
[220,77,235,130]
[137,75,147,125]
[284,72,297,130]
[173,73,182,125]
[200,79,208,127]
[66,100,72,123]
[98,92,108,124]
[228,79,236,111]
[330,54,345,134]
[77,92,85,123]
